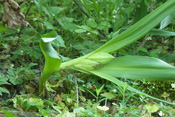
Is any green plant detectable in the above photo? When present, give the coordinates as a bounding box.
[7,94,58,116]
[86,84,104,102]
[6,63,39,85]
[1,0,175,116]
[1,109,17,117]
[39,0,175,106]
[0,73,10,95]
[39,31,62,97]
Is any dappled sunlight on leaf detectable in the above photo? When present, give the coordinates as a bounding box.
[97,106,109,111]
[161,92,170,98]
[144,103,159,114]
[60,111,75,117]
[141,114,150,117]
[100,92,116,100]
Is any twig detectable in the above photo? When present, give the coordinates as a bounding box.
[0,32,19,37]
[136,36,148,52]
[72,0,106,39]
[74,74,79,117]
[72,0,90,18]
[25,1,33,20]
[18,1,33,39]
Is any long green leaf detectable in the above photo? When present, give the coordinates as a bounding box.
[39,1,175,105]
[160,12,175,29]
[60,0,175,69]
[1,109,18,117]
[89,71,175,106]
[92,0,175,54]
[113,28,175,37]
[133,0,147,23]
[39,31,62,97]
[91,56,175,81]
[148,29,175,36]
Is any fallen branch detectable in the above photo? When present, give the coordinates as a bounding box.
[72,0,90,18]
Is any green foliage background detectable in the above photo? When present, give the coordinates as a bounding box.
[1,0,175,116]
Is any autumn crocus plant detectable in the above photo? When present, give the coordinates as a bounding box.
[39,0,175,105]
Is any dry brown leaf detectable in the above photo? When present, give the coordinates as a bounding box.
[170,109,175,113]
[168,63,174,66]
[2,0,29,29]
[89,85,96,90]
[54,94,61,101]
[80,96,86,102]
[54,93,64,101]
[9,0,19,10]
[24,85,35,94]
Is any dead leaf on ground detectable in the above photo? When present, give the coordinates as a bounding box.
[2,0,29,29]
[54,93,64,101]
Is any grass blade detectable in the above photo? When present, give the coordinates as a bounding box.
[92,0,175,53]
[90,71,175,106]
[91,56,175,81]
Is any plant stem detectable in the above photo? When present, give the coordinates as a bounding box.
[74,74,79,117]
[39,73,50,98]
[59,54,89,70]
[72,0,90,18]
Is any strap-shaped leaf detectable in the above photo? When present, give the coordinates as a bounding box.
[148,29,175,36]
[39,31,62,97]
[91,56,175,81]
[92,0,175,54]
[160,12,175,29]
[133,0,147,23]
[60,0,175,69]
